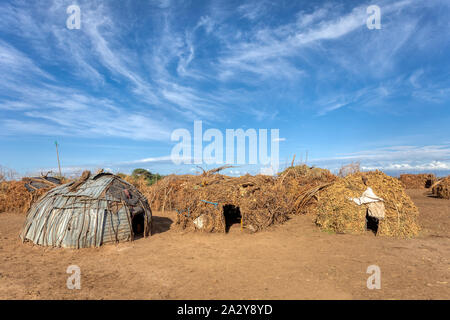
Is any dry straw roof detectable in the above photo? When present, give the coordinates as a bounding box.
[161,173,290,233]
[433,176,450,199]
[0,176,59,214]
[147,166,420,238]
[399,174,436,189]
[20,172,152,248]
[314,171,420,238]
[148,165,335,233]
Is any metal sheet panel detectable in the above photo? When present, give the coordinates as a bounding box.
[20,175,150,248]
[48,175,115,199]
[101,205,132,244]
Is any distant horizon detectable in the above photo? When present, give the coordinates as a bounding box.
[3,162,449,180]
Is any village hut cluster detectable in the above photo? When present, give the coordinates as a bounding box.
[396,173,450,200]
[3,167,449,249]
[145,165,421,238]
[140,165,334,233]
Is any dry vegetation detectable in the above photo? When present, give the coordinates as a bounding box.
[0,174,67,214]
[0,165,425,238]
[112,165,337,233]
[399,173,436,189]
[313,171,420,238]
[433,176,450,199]
[0,181,46,214]
[138,165,419,237]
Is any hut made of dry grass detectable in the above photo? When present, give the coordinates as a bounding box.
[433,176,450,199]
[399,174,436,189]
[277,165,337,215]
[20,171,152,248]
[166,173,288,233]
[0,176,61,214]
[147,165,336,233]
[145,166,419,238]
[313,171,420,238]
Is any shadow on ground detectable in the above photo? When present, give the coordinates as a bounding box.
[151,216,173,235]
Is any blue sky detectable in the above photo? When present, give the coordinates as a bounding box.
[0,0,449,176]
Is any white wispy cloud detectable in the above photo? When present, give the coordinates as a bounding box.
[121,155,174,165]
[0,0,449,160]
[362,161,450,171]
[0,82,172,140]
[314,145,450,162]
[310,144,450,172]
[237,0,270,21]
[0,40,53,82]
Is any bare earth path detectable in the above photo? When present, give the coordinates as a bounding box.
[0,189,448,299]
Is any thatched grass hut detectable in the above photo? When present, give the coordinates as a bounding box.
[147,165,335,233]
[433,176,450,199]
[166,173,289,233]
[313,171,420,238]
[399,174,436,189]
[142,166,420,238]
[20,171,152,248]
[0,176,61,214]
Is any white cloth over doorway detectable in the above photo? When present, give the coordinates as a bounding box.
[350,187,385,220]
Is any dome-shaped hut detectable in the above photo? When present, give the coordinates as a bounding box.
[20,171,152,248]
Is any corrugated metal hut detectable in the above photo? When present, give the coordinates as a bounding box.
[20,171,152,248]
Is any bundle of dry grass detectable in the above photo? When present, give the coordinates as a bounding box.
[313,171,420,238]
[145,165,336,233]
[431,179,442,195]
[399,174,436,189]
[145,168,282,232]
[0,175,64,214]
[0,181,47,214]
[279,164,336,184]
[158,172,290,232]
[278,164,337,214]
[433,176,450,199]
[137,174,195,212]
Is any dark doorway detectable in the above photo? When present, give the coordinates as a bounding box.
[223,204,241,233]
[132,213,145,236]
[366,212,379,235]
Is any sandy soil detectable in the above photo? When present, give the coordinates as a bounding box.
[0,189,448,300]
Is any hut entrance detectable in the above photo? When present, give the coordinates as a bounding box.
[366,213,379,235]
[132,213,145,236]
[223,204,241,233]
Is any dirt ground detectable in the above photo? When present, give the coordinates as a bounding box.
[0,189,448,300]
